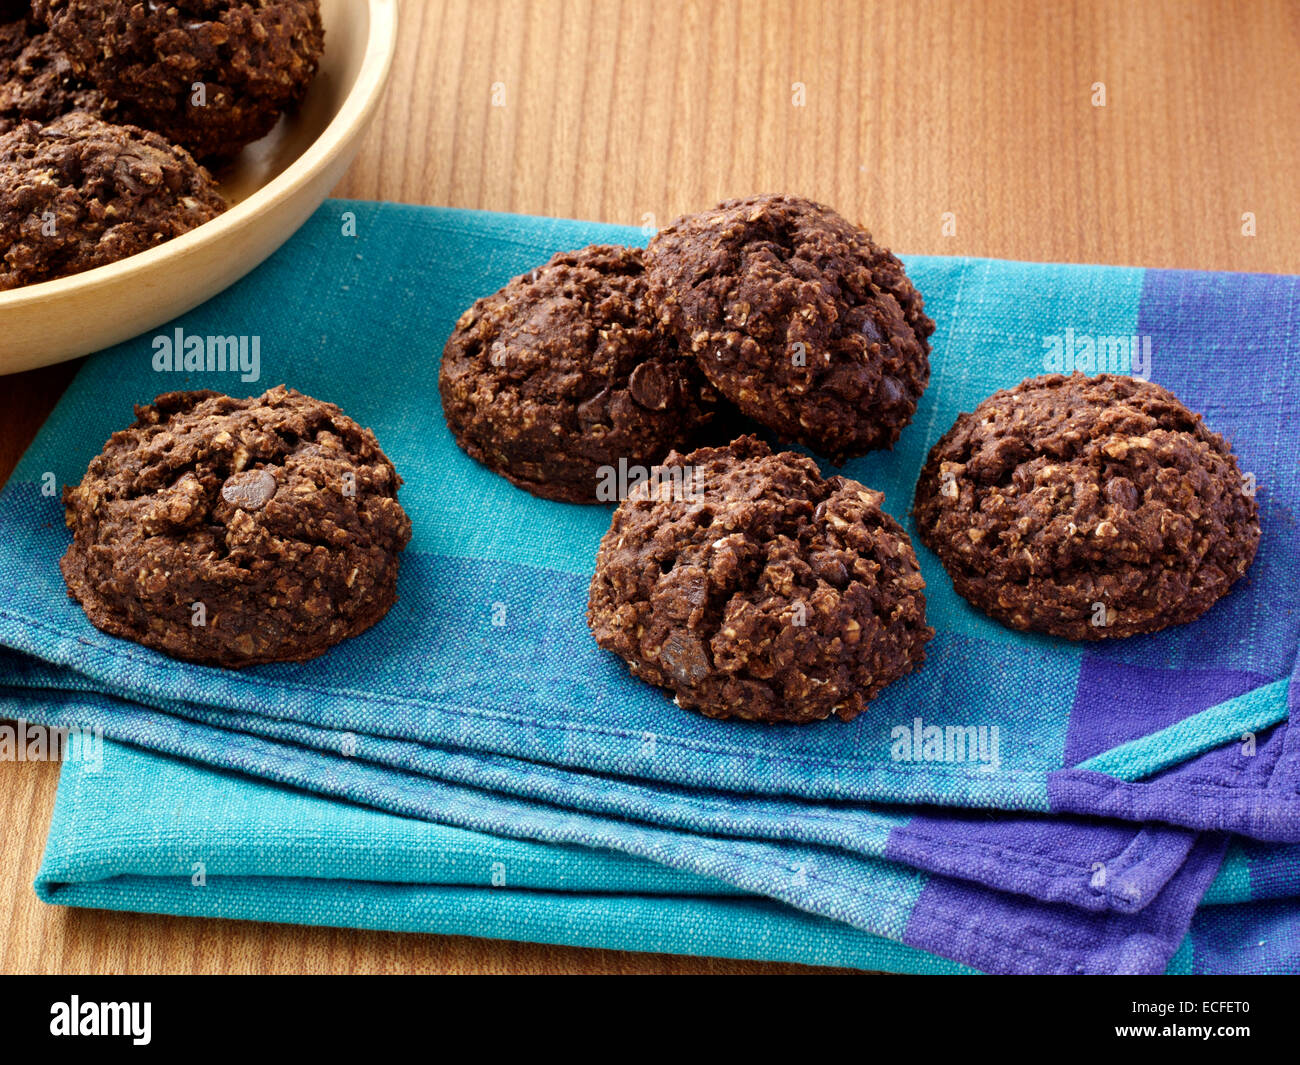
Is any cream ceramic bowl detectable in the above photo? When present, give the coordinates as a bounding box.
[0,0,397,374]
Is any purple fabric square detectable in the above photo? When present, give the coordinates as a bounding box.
[903,834,1227,974]
[1048,660,1300,842]
[886,809,1198,913]
[1065,657,1272,767]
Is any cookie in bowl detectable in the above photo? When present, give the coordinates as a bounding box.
[0,111,225,290]
[35,0,325,160]
[0,14,116,134]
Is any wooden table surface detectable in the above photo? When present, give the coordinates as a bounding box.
[2,0,1297,975]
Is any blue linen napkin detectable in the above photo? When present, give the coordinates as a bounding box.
[2,201,1298,973]
[33,738,1300,975]
[13,683,1237,973]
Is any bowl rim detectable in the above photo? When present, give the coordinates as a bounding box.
[0,0,399,310]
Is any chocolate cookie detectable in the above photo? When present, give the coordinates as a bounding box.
[587,436,933,723]
[61,386,413,668]
[644,194,934,464]
[35,0,324,160]
[440,244,718,504]
[0,111,224,290]
[912,373,1260,640]
[0,17,115,134]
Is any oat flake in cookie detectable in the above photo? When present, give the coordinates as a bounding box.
[440,244,717,504]
[912,373,1260,641]
[35,0,325,160]
[0,111,225,290]
[61,387,413,669]
[587,436,933,723]
[644,194,935,464]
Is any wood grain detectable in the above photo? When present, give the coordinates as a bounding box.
[2,0,1297,975]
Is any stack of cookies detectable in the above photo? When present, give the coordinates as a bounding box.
[0,0,324,290]
[439,193,937,501]
[440,194,1260,726]
[440,194,941,723]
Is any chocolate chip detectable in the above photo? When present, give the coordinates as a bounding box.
[812,552,850,587]
[659,630,711,684]
[878,374,903,406]
[221,468,278,511]
[629,360,673,410]
[1104,476,1140,509]
[661,565,709,618]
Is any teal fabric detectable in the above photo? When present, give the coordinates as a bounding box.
[35,739,1294,975]
[4,200,1299,973]
[39,740,972,973]
[0,202,1289,815]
